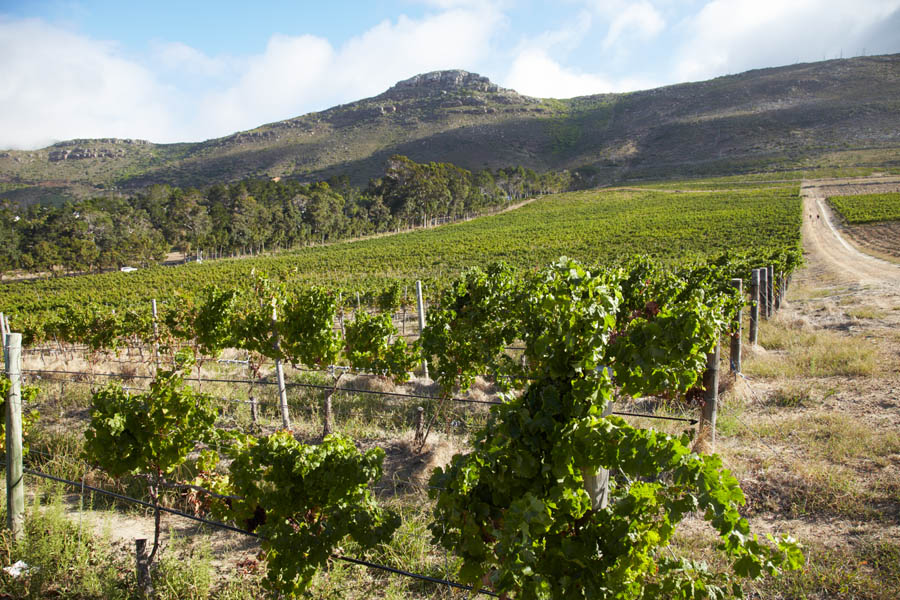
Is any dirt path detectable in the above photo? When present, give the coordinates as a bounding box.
[707,177,900,595]
[800,176,900,290]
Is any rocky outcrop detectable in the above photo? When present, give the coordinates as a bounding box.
[48,147,129,162]
[392,70,500,92]
[52,138,149,147]
[380,70,516,100]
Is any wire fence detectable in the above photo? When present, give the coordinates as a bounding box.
[15,459,498,597]
[22,368,699,424]
[9,331,711,597]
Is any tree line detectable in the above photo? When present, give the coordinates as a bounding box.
[0,156,574,277]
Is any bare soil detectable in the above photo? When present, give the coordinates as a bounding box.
[845,221,900,260]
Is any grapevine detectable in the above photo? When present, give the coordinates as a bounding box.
[83,351,219,564]
[425,259,803,598]
[215,431,400,596]
[0,375,40,452]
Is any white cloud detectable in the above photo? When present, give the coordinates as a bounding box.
[414,0,498,8]
[200,33,335,131]
[505,47,658,97]
[501,1,667,99]
[674,0,900,81]
[601,1,665,50]
[0,18,176,149]
[194,6,504,134]
[153,41,228,78]
[0,6,506,149]
[330,8,503,98]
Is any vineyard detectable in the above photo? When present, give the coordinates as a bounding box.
[2,185,802,344]
[0,182,813,598]
[827,192,900,224]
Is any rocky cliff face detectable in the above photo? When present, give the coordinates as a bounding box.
[380,70,515,99]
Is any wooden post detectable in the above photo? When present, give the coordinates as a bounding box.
[151,299,160,373]
[337,293,345,337]
[749,269,760,345]
[249,397,258,425]
[414,406,425,446]
[5,332,24,540]
[774,270,782,310]
[135,538,152,597]
[700,342,720,453]
[322,389,334,437]
[767,265,775,316]
[730,278,742,373]
[271,305,291,430]
[582,401,613,509]
[415,281,429,379]
[759,267,769,320]
[777,271,786,308]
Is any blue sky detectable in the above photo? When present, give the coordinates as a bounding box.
[2,0,899,149]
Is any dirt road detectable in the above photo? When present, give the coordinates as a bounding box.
[800,177,900,292]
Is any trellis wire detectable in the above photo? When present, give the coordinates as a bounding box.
[23,369,698,424]
[13,463,498,597]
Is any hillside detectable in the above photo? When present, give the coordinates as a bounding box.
[2,55,900,203]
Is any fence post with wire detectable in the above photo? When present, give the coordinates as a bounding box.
[749,268,761,344]
[4,331,25,540]
[730,278,742,373]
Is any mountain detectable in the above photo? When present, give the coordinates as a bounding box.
[2,55,900,203]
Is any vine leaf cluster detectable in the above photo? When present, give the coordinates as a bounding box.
[423,258,803,598]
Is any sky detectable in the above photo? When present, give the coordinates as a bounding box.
[1,0,899,149]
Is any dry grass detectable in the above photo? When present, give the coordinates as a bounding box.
[846,305,890,320]
[744,317,880,378]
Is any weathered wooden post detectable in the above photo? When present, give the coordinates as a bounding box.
[5,332,24,540]
[767,265,775,316]
[415,281,429,380]
[414,406,425,446]
[759,267,769,320]
[249,397,259,426]
[337,292,345,337]
[774,270,782,311]
[271,304,291,430]
[777,271,786,308]
[700,342,720,453]
[730,278,742,373]
[151,299,160,373]
[582,402,613,509]
[749,269,760,345]
[135,538,152,596]
[322,389,334,437]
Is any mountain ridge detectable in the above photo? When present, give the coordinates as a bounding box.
[2,56,899,204]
